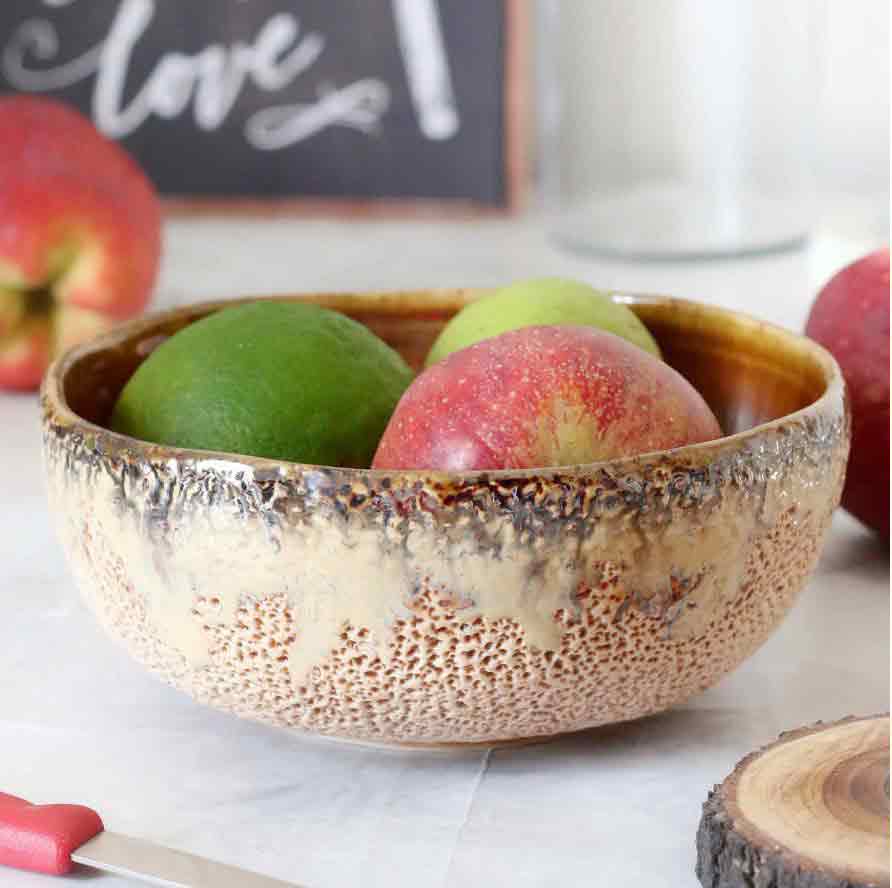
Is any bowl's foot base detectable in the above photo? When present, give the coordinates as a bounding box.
[290,729,570,752]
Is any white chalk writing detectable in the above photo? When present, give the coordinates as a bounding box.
[0,0,424,149]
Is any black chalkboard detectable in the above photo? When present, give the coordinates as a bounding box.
[0,0,526,210]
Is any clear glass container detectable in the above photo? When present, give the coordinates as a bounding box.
[539,0,819,259]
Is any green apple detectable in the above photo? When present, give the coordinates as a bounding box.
[425,277,661,367]
[111,301,413,467]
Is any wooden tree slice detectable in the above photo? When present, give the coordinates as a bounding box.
[697,715,890,888]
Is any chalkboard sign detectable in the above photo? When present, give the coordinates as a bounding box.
[0,0,527,212]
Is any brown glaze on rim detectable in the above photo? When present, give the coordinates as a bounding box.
[43,289,844,478]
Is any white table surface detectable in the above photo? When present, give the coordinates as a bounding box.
[2,212,888,888]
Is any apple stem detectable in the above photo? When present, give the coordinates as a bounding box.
[24,285,54,317]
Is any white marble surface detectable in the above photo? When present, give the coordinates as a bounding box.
[1,214,888,887]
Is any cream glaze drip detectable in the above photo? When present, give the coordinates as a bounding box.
[48,421,836,685]
[283,514,586,682]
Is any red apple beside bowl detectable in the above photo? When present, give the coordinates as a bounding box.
[806,248,890,536]
[0,96,161,391]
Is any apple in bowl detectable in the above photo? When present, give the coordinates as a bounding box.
[0,96,161,391]
[373,325,722,471]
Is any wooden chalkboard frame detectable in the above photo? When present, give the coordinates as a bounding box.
[160,0,530,217]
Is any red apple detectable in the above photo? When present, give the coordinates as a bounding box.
[806,248,890,536]
[0,96,161,391]
[373,325,722,471]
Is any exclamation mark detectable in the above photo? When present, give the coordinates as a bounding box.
[391,0,460,140]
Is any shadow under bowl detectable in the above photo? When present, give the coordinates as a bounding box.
[41,290,849,747]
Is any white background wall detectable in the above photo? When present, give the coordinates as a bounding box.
[546,1,889,214]
[816,0,889,194]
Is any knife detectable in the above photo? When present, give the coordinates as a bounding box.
[0,792,301,886]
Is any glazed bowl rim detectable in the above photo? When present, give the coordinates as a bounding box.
[42,289,845,481]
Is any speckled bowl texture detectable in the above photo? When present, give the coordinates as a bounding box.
[42,291,848,747]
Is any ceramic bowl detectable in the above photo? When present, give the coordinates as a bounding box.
[42,291,848,747]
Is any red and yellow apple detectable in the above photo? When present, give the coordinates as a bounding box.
[806,248,890,536]
[373,325,722,471]
[0,96,161,391]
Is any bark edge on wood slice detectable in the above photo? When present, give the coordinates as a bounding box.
[697,714,890,888]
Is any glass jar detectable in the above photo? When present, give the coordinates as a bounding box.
[539,0,819,259]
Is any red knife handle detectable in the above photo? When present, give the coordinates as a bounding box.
[0,792,104,875]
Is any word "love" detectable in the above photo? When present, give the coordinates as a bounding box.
[2,0,460,149]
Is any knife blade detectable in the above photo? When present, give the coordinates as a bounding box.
[73,831,300,887]
[0,791,301,886]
